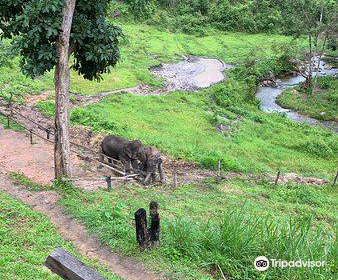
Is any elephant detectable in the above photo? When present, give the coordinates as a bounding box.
[100,135,146,174]
[140,146,165,184]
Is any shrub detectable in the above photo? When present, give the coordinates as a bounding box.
[163,208,336,279]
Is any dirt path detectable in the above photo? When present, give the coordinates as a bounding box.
[0,171,160,280]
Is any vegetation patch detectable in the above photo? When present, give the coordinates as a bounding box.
[277,76,338,120]
[0,191,120,280]
[70,82,338,178]
[55,178,337,280]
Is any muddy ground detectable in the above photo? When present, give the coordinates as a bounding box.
[151,56,230,92]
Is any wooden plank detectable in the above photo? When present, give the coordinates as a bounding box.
[45,247,108,280]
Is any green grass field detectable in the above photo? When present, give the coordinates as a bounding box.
[51,177,337,280]
[0,191,121,280]
[1,20,337,280]
[277,76,338,121]
[70,90,337,177]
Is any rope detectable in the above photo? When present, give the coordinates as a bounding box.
[0,108,134,180]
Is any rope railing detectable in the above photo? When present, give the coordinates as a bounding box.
[7,105,122,165]
[0,107,141,185]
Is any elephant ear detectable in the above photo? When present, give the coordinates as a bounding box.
[124,147,132,158]
[131,140,142,147]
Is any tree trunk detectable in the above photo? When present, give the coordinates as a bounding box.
[54,0,76,178]
[307,35,314,90]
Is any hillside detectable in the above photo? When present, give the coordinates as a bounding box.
[0,1,337,280]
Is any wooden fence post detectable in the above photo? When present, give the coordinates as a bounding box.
[333,171,338,187]
[149,201,160,247]
[275,170,281,185]
[218,158,221,177]
[106,176,112,191]
[7,115,10,128]
[29,129,33,144]
[135,208,148,250]
[173,173,177,188]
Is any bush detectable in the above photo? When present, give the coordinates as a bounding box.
[199,151,242,171]
[317,75,335,90]
[123,0,285,34]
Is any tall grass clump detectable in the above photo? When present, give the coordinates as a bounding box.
[162,208,336,279]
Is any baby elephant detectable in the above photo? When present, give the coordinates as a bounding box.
[100,135,145,174]
[141,146,165,184]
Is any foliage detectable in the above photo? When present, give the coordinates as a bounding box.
[57,178,338,280]
[278,0,338,37]
[0,191,121,280]
[117,0,285,34]
[0,40,15,68]
[8,172,47,191]
[0,0,121,81]
[278,0,338,90]
[277,76,338,121]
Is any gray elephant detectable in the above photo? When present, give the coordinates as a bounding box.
[140,146,165,184]
[100,135,145,174]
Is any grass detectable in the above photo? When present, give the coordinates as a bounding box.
[69,85,338,178]
[0,191,121,280]
[8,172,48,191]
[0,23,299,101]
[277,76,338,121]
[52,177,337,280]
[0,113,25,132]
[13,22,335,179]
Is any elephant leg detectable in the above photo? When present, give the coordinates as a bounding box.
[131,159,140,173]
[144,172,152,185]
[151,172,157,182]
[158,162,165,182]
[125,160,132,174]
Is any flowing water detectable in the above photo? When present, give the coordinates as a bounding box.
[256,60,338,133]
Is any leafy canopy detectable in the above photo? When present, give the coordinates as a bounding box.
[277,0,338,37]
[0,0,122,81]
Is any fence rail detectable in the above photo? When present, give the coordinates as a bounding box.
[0,105,141,186]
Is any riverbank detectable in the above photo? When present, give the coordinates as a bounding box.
[276,75,337,121]
[256,59,338,132]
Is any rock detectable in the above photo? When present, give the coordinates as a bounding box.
[281,173,328,185]
[320,112,326,116]
[324,64,333,70]
[217,124,231,132]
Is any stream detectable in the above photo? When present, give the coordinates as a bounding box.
[256,60,338,133]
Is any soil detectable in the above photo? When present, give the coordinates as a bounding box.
[151,56,230,92]
[70,84,165,107]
